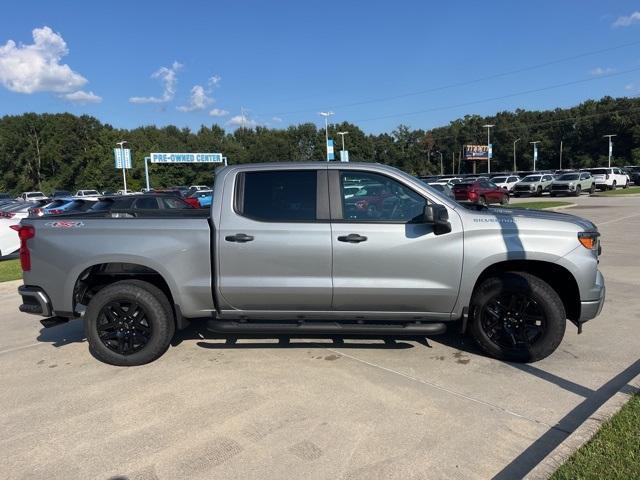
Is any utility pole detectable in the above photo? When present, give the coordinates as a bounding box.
[437,151,443,175]
[559,140,563,170]
[513,138,521,172]
[483,124,494,174]
[451,152,455,175]
[530,141,540,171]
[319,111,334,161]
[604,134,617,167]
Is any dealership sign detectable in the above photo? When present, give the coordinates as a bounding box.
[150,152,223,164]
[463,145,492,161]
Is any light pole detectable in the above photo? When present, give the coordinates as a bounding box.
[116,140,128,194]
[483,124,494,174]
[513,138,521,172]
[603,134,617,167]
[337,131,349,150]
[437,151,444,175]
[319,111,334,161]
[530,141,540,171]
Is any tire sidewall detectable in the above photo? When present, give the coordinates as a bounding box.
[470,273,566,362]
[84,281,175,366]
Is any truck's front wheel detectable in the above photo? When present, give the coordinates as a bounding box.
[469,272,566,362]
[84,280,175,366]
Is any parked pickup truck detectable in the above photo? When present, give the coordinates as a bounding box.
[15,163,605,366]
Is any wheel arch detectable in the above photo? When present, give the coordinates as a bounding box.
[72,262,187,329]
[470,260,580,323]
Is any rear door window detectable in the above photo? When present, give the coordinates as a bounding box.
[133,197,159,209]
[238,170,317,222]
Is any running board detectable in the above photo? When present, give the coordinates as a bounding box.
[207,320,447,336]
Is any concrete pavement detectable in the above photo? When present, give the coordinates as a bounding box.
[0,193,639,480]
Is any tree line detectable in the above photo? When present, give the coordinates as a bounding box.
[1,95,639,194]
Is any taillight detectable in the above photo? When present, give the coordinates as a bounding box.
[0,212,15,218]
[10,225,35,271]
[468,191,478,200]
[605,174,610,179]
[49,209,63,215]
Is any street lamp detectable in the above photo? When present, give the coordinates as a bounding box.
[337,131,349,150]
[115,140,128,194]
[603,134,617,167]
[513,138,521,172]
[530,141,540,171]
[483,124,494,174]
[319,111,334,161]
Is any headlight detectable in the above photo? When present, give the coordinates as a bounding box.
[569,182,575,189]
[530,185,535,190]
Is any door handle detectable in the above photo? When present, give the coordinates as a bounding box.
[225,233,254,243]
[337,233,368,243]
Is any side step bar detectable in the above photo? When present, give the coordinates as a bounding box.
[207,320,447,336]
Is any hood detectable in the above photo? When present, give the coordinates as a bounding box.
[487,206,597,231]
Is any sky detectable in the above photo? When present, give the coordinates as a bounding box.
[1,0,640,134]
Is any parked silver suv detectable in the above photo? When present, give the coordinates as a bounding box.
[513,174,554,197]
[550,172,595,196]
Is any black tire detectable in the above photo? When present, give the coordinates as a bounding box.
[513,193,520,198]
[500,194,509,205]
[611,181,617,190]
[536,186,543,197]
[478,196,487,206]
[84,280,175,366]
[590,184,595,194]
[623,181,628,189]
[469,272,566,362]
[550,192,556,197]
[574,185,581,197]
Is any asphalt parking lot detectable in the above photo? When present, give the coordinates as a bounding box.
[1,193,639,480]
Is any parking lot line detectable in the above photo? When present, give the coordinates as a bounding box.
[324,347,565,432]
[0,342,44,355]
[595,212,640,226]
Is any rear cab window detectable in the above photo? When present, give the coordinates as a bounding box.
[236,170,318,222]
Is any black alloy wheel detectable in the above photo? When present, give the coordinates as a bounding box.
[97,300,152,355]
[480,293,546,351]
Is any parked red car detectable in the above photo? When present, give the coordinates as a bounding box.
[452,179,509,205]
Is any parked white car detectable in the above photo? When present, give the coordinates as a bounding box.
[0,203,33,257]
[587,167,629,190]
[75,190,101,197]
[435,177,463,186]
[490,175,521,192]
[17,191,47,202]
[189,185,210,192]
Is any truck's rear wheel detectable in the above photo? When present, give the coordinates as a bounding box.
[469,272,566,362]
[84,280,175,366]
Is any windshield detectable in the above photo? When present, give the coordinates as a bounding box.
[27,192,44,198]
[589,169,608,175]
[491,177,507,183]
[558,174,579,180]
[521,176,541,182]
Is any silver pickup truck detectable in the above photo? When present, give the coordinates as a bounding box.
[15,162,605,366]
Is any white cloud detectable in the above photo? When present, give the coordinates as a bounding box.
[209,108,229,117]
[272,116,283,123]
[590,67,614,76]
[208,75,221,87]
[177,85,213,112]
[0,26,90,94]
[612,11,640,27]
[60,90,102,104]
[129,61,182,104]
[227,114,257,128]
